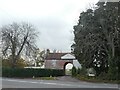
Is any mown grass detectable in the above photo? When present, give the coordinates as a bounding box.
[34,76,56,80]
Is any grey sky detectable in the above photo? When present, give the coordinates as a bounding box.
[0,0,99,52]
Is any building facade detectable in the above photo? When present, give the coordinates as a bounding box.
[45,52,81,70]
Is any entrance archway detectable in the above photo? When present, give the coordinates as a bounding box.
[64,62,73,75]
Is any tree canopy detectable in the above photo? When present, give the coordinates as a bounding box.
[72,2,120,79]
[1,22,38,68]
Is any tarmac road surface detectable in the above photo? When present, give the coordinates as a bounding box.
[1,77,119,89]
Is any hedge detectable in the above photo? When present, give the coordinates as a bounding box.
[2,68,64,77]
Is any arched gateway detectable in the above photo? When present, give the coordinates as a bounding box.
[44,52,81,75]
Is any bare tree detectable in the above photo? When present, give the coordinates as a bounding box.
[1,22,38,68]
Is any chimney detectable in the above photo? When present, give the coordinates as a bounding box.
[46,49,50,55]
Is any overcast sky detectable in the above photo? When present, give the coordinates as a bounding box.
[0,0,99,52]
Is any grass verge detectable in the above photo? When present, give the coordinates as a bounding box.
[75,74,120,84]
[33,76,57,80]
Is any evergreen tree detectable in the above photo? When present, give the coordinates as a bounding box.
[72,2,120,78]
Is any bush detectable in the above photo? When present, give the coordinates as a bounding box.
[77,68,81,74]
[2,68,64,78]
[78,67,87,75]
[2,58,27,68]
[98,72,108,80]
[72,66,77,76]
[107,58,119,80]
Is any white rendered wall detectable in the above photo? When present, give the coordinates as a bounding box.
[73,60,81,69]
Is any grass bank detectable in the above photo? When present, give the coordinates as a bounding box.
[75,75,120,84]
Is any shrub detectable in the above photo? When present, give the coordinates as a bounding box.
[79,67,87,75]
[107,58,119,80]
[72,66,77,76]
[77,68,81,74]
[2,58,27,68]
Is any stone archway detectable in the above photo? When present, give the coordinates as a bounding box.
[63,62,73,75]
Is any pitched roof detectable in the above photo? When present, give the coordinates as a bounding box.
[45,53,68,60]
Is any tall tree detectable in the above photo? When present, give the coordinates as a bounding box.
[72,2,120,77]
[1,22,38,68]
[96,2,120,78]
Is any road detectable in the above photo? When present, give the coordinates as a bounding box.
[1,77,119,89]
